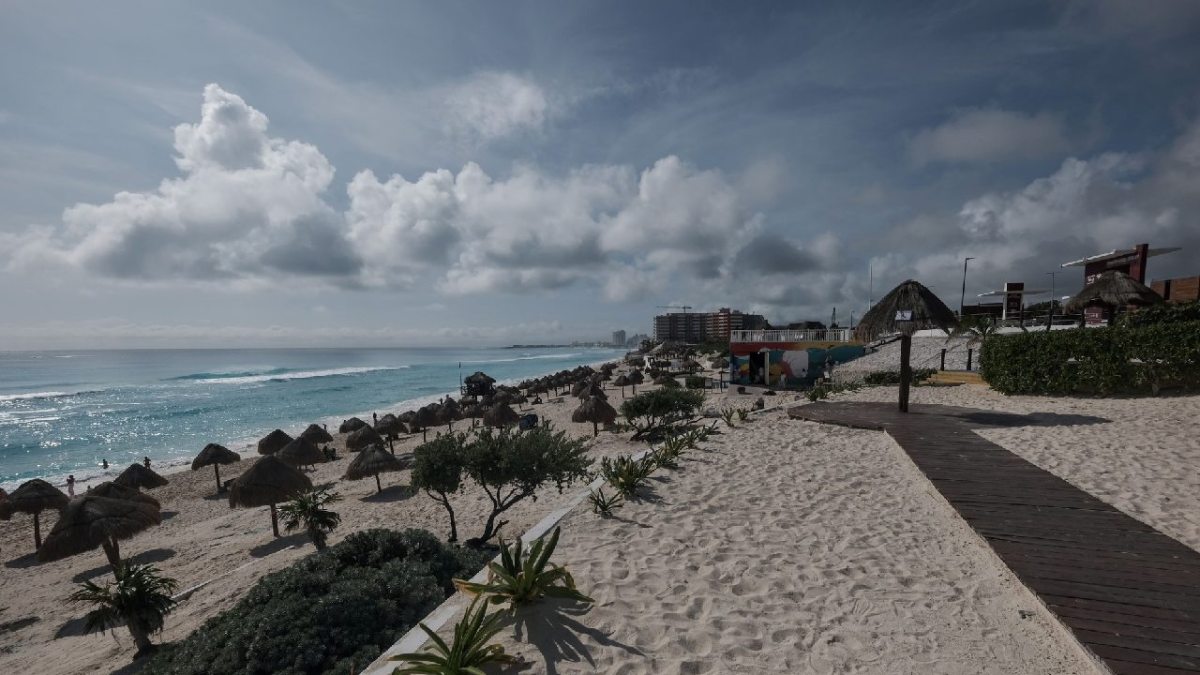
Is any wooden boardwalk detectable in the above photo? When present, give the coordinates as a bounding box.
[788,402,1200,674]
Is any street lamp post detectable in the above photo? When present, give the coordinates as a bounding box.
[1046,271,1057,332]
[959,257,975,318]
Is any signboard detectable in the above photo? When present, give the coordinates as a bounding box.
[894,310,912,321]
[1003,282,1024,320]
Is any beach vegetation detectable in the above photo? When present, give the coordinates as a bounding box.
[863,369,936,386]
[588,488,624,517]
[390,595,516,674]
[619,388,705,440]
[279,487,342,551]
[1117,300,1200,328]
[651,436,687,469]
[735,407,750,421]
[454,527,593,606]
[411,434,466,542]
[140,529,488,675]
[684,375,707,389]
[982,321,1200,395]
[720,408,736,428]
[69,563,178,657]
[600,454,654,498]
[461,426,592,545]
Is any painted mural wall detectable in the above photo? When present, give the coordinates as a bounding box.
[730,342,866,387]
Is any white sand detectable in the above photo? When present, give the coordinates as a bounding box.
[424,397,1113,674]
[0,371,646,674]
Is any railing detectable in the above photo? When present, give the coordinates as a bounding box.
[730,329,854,343]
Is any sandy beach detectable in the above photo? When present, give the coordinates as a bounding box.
[6,365,1200,674]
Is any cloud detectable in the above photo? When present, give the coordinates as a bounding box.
[444,72,549,141]
[1059,0,1200,41]
[908,108,1074,165]
[6,84,357,283]
[5,85,768,302]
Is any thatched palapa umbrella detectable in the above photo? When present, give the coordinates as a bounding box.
[89,481,161,509]
[37,495,160,573]
[347,425,385,452]
[0,479,68,549]
[415,405,440,441]
[192,443,241,493]
[483,403,520,428]
[339,417,369,434]
[300,423,333,445]
[228,455,312,537]
[1065,270,1162,324]
[572,395,618,437]
[613,374,631,398]
[277,437,326,468]
[114,463,169,490]
[258,428,293,456]
[344,446,408,493]
[374,414,406,453]
[857,279,956,412]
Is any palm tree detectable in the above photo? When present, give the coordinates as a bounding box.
[278,488,341,550]
[68,563,178,657]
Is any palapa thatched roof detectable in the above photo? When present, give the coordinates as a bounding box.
[710,357,730,369]
[1065,270,1163,313]
[37,495,161,563]
[299,423,334,444]
[346,425,384,451]
[483,403,520,428]
[338,417,369,434]
[0,479,67,518]
[415,405,441,429]
[464,371,495,385]
[114,463,170,490]
[857,279,957,340]
[89,481,161,509]
[344,445,408,481]
[374,413,405,436]
[227,456,312,508]
[192,443,241,471]
[571,395,617,425]
[653,375,677,386]
[613,374,631,387]
[277,437,326,466]
[257,429,294,456]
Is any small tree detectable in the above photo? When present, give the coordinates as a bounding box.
[619,388,705,440]
[462,426,592,544]
[411,433,466,543]
[278,488,341,550]
[69,563,178,657]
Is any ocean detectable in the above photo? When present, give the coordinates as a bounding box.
[0,347,624,489]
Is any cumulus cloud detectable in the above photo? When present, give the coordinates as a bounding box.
[909,108,1074,165]
[4,84,772,302]
[444,72,550,141]
[6,84,356,283]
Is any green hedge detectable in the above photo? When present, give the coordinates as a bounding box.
[141,529,489,675]
[1117,301,1200,328]
[863,369,937,386]
[980,321,1200,395]
[684,375,707,389]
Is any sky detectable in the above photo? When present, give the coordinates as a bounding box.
[1,0,1199,349]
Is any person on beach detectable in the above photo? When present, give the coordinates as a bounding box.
[143,456,151,468]
[66,475,75,497]
[101,459,109,470]
[372,412,378,425]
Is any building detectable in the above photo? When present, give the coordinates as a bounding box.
[1062,242,1181,324]
[626,333,650,348]
[654,312,707,343]
[653,308,767,343]
[611,330,626,347]
[729,328,864,388]
[1151,276,1200,303]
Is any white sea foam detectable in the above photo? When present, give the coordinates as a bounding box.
[194,365,408,385]
[0,391,69,403]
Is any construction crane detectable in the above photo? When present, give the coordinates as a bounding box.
[656,305,693,313]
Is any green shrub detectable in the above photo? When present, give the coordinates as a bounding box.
[461,426,592,544]
[684,375,706,389]
[454,527,592,606]
[600,454,655,497]
[140,529,489,675]
[619,388,705,440]
[1117,301,1200,328]
[863,369,937,386]
[981,321,1200,395]
[411,434,466,542]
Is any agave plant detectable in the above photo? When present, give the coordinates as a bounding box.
[68,563,178,657]
[278,487,342,550]
[454,527,593,606]
[735,408,750,422]
[391,595,517,674]
[588,488,624,517]
[652,436,687,470]
[600,454,654,498]
[720,408,737,428]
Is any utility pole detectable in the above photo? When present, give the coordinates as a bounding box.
[868,263,874,309]
[1046,271,1057,333]
[959,257,975,318]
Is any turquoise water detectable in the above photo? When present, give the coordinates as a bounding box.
[0,347,623,489]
